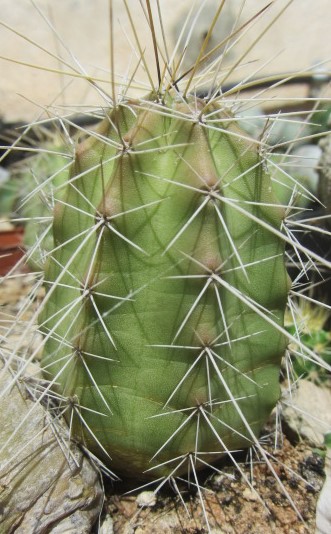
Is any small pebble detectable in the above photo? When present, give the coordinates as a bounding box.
[136,490,157,508]
[99,514,114,534]
[242,487,259,502]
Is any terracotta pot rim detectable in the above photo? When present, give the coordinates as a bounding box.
[0,227,25,249]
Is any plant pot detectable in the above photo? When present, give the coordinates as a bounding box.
[0,226,25,276]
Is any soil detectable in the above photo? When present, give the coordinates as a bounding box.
[0,274,326,534]
[102,437,324,534]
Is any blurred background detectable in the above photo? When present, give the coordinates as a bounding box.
[0,0,330,122]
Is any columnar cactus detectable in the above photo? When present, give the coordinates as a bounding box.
[40,91,290,479]
[1,2,331,531]
[14,138,70,269]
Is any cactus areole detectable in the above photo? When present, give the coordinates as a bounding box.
[40,92,289,480]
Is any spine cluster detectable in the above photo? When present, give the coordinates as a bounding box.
[40,93,289,479]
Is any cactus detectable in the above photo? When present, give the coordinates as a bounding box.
[40,92,290,479]
[0,130,70,269]
[286,301,331,384]
[14,135,70,268]
[1,1,331,531]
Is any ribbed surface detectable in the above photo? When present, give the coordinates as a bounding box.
[41,93,289,479]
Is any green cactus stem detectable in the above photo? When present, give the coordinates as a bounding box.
[40,91,290,480]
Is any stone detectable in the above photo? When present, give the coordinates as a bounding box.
[99,514,114,534]
[316,444,331,534]
[282,380,331,447]
[0,364,104,533]
[136,491,157,508]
